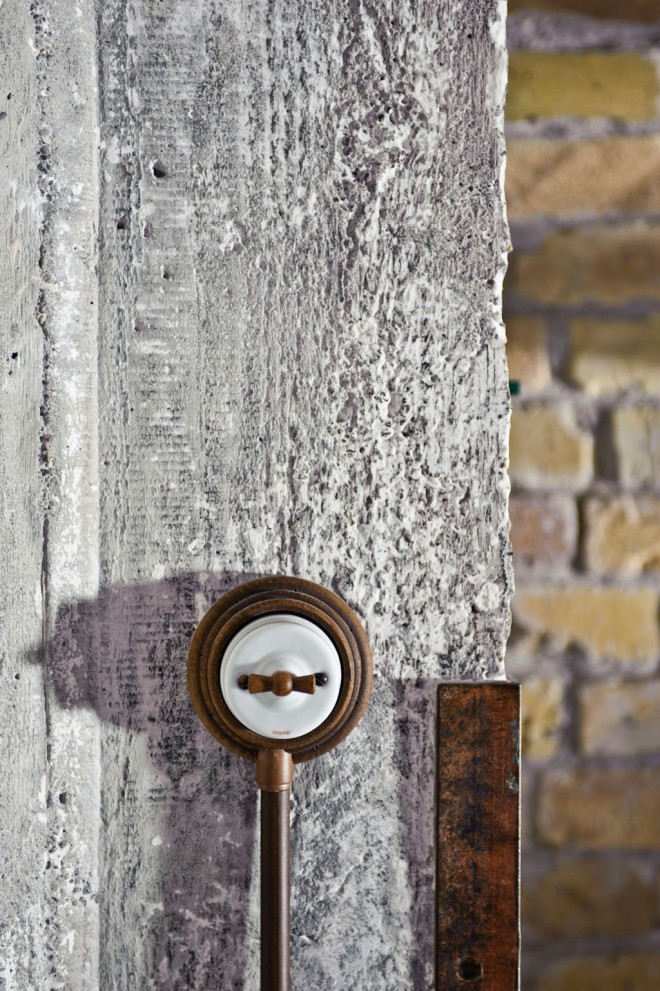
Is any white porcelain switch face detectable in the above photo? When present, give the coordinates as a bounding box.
[220,614,342,739]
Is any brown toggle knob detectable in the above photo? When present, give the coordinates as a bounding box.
[237,671,327,696]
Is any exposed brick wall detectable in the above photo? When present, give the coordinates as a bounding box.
[505,5,660,989]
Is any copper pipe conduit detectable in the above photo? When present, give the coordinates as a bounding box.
[257,750,294,991]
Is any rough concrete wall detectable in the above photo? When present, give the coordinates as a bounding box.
[1,1,510,988]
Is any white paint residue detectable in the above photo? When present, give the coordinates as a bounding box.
[34,581,43,618]
[475,581,502,613]
[106,134,120,164]
[187,535,205,554]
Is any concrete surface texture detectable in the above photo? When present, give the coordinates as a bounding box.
[0,1,511,987]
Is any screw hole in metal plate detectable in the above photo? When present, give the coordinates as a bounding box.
[458,958,483,982]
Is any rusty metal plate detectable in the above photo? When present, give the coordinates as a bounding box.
[436,682,520,991]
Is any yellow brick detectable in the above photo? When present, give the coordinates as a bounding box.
[537,954,660,991]
[584,497,660,575]
[510,494,577,570]
[507,52,658,122]
[509,0,660,20]
[538,769,660,849]
[611,406,660,487]
[580,679,660,757]
[506,137,660,221]
[568,316,660,396]
[523,858,656,939]
[513,585,660,663]
[506,315,551,393]
[509,405,592,490]
[508,224,660,305]
[521,677,563,758]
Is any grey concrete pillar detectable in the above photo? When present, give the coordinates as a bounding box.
[0,1,511,987]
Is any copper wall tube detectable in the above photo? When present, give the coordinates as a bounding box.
[257,750,293,991]
[261,788,291,991]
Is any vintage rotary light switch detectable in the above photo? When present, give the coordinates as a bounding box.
[220,614,343,739]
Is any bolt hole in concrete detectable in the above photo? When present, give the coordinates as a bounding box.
[458,957,483,982]
[151,159,167,178]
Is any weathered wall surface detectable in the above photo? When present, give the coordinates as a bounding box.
[1,1,510,988]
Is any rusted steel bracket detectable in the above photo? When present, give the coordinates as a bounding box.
[436,682,520,991]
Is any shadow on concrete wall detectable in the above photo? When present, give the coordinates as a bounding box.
[393,680,437,991]
[30,571,436,989]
